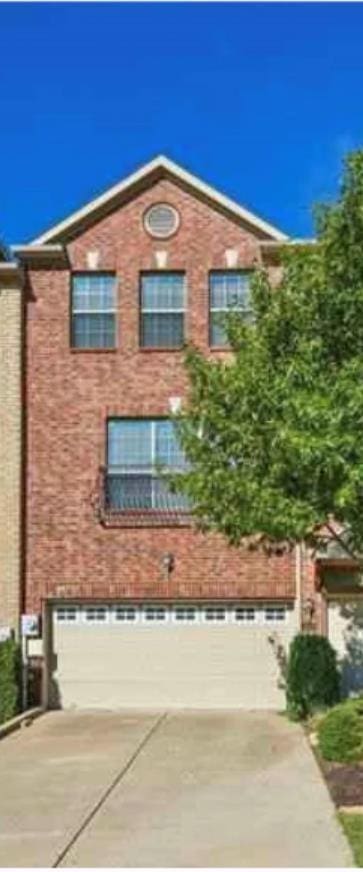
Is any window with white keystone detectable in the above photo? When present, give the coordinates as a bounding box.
[106,418,188,511]
[140,273,185,348]
[71,273,117,349]
[209,271,252,347]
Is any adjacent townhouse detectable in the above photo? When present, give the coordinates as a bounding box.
[13,156,363,709]
[0,251,23,638]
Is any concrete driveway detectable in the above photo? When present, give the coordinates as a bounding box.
[0,710,352,868]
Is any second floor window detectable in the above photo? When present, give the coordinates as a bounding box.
[140,273,185,348]
[209,271,252,347]
[106,418,188,511]
[71,274,116,349]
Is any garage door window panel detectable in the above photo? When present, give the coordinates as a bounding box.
[235,606,256,623]
[142,606,168,622]
[112,606,138,623]
[83,606,109,624]
[56,606,79,624]
[263,606,287,623]
[172,606,199,623]
[202,606,228,623]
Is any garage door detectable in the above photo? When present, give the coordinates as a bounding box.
[328,599,363,696]
[50,602,298,710]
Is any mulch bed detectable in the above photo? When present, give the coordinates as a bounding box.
[321,759,363,807]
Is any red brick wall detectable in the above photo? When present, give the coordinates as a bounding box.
[25,178,296,613]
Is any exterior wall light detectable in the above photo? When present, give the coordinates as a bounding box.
[161,552,175,579]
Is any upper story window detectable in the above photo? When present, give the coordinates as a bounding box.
[106,418,188,511]
[140,273,185,349]
[71,273,117,349]
[209,271,252,347]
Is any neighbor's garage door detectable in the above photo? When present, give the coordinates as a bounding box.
[328,599,363,696]
[50,602,297,710]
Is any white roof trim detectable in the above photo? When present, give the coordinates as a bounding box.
[31,155,288,245]
[12,244,64,255]
[10,242,63,254]
[260,237,316,248]
[0,262,23,286]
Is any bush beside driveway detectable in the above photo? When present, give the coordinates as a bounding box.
[0,638,21,724]
[310,697,363,866]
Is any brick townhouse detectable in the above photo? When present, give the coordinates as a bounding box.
[12,156,363,709]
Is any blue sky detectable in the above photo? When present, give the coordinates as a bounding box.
[1,2,363,243]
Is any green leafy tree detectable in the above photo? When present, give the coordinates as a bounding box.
[174,152,363,562]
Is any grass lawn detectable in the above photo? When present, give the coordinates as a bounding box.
[339,813,363,867]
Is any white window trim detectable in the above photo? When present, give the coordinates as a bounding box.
[210,305,253,315]
[73,307,116,315]
[142,307,185,314]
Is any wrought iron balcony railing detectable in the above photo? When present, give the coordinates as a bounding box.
[97,467,191,527]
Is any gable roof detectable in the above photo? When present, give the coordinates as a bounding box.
[31,155,288,245]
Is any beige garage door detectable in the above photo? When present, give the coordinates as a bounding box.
[50,602,298,710]
[328,599,363,696]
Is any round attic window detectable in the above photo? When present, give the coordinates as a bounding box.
[144,203,180,239]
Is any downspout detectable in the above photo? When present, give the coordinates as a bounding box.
[295,543,303,630]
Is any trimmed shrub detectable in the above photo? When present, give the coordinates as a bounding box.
[0,638,21,724]
[286,633,340,720]
[318,697,363,763]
